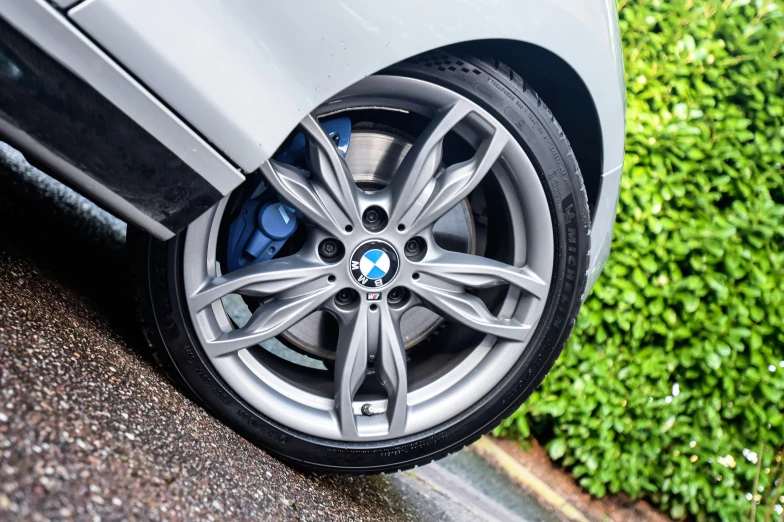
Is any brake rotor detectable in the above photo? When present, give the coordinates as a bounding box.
[279,127,476,359]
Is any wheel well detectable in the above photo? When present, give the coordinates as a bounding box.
[444,40,604,211]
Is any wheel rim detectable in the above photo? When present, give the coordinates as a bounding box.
[182,75,554,441]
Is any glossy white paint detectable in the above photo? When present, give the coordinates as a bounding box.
[586,165,622,294]
[70,0,625,176]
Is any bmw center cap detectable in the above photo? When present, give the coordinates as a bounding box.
[350,240,399,290]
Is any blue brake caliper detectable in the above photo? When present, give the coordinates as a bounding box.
[225,117,351,272]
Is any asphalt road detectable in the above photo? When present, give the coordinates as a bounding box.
[0,143,558,522]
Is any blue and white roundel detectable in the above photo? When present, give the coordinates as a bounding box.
[350,240,399,289]
[359,249,390,280]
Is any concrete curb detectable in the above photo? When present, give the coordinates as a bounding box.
[471,436,590,522]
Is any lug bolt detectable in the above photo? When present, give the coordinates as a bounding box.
[318,238,341,261]
[335,288,355,306]
[404,238,422,257]
[362,206,388,231]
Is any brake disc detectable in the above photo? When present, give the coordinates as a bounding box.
[279,127,476,359]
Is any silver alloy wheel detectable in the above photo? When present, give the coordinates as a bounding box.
[182,76,554,441]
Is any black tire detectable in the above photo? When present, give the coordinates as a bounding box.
[128,53,590,474]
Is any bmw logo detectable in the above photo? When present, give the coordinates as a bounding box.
[350,240,399,289]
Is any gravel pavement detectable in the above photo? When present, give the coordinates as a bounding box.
[0,143,555,522]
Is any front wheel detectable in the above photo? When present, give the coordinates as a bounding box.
[129,53,590,474]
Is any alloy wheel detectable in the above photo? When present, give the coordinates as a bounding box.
[181,76,554,441]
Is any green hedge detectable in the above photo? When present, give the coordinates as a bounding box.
[495,1,784,520]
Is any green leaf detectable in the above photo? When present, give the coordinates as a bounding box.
[548,438,567,460]
[515,415,530,438]
[632,267,648,288]
[660,416,676,434]
[705,352,722,370]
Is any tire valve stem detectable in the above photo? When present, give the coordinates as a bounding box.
[361,403,383,416]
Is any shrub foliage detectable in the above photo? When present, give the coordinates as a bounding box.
[495,1,784,520]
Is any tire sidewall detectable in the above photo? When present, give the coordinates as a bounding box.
[139,54,590,473]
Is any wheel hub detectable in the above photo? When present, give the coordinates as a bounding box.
[350,240,399,289]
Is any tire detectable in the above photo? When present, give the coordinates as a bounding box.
[128,53,590,474]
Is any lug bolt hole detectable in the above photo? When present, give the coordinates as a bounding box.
[328,275,336,283]
[345,225,353,233]
[318,238,343,262]
[412,273,420,280]
[369,304,378,312]
[397,224,406,232]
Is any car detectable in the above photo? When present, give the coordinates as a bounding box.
[0,0,625,474]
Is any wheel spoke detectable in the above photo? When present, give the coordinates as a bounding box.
[387,100,473,226]
[415,250,548,300]
[301,115,362,228]
[203,281,334,357]
[374,303,408,436]
[189,256,332,312]
[408,129,508,233]
[260,159,347,237]
[411,278,532,342]
[334,303,371,437]
[333,301,408,437]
